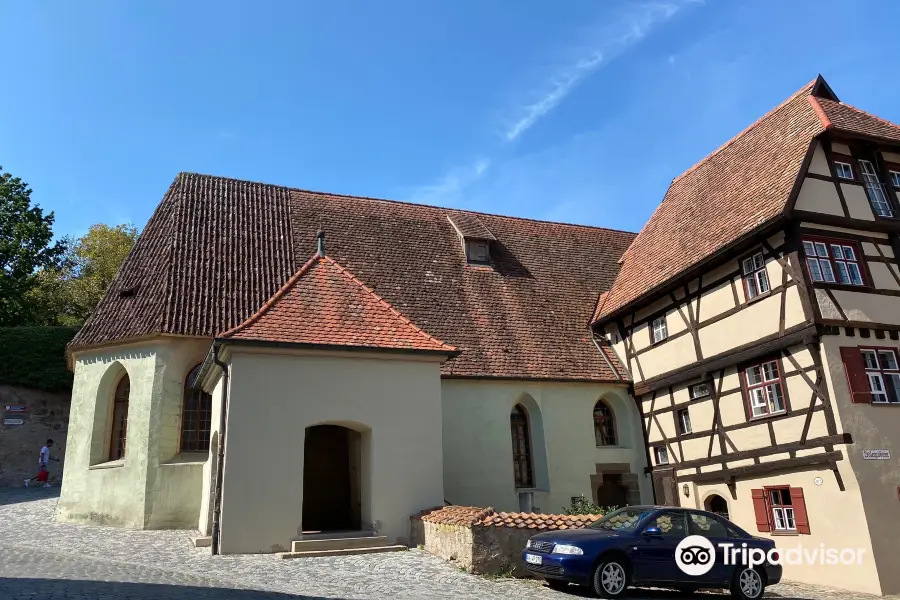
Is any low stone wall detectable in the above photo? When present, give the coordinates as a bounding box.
[411,506,602,577]
[0,385,70,486]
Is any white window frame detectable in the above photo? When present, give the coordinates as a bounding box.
[655,446,669,465]
[690,382,710,400]
[859,159,894,218]
[890,170,900,189]
[861,348,900,404]
[677,408,692,434]
[834,161,854,180]
[802,239,864,286]
[768,488,796,531]
[651,316,668,344]
[741,251,770,301]
[744,359,786,418]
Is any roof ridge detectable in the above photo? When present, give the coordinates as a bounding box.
[319,256,456,351]
[672,78,818,185]
[175,171,637,236]
[219,254,321,338]
[807,96,833,130]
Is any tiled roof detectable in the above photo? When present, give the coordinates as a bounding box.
[415,505,603,530]
[595,76,884,323]
[479,511,602,530]
[447,213,496,240]
[220,253,456,353]
[815,97,900,144]
[71,174,634,381]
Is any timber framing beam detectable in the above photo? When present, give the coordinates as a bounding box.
[676,451,844,484]
[633,323,817,395]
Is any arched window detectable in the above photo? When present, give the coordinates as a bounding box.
[510,404,534,488]
[593,400,617,446]
[181,364,213,453]
[109,374,130,461]
[705,494,730,520]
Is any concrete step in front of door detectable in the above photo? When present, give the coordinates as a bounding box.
[289,535,389,553]
[277,542,407,559]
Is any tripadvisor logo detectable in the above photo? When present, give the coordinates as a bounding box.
[675,536,716,576]
[675,535,867,576]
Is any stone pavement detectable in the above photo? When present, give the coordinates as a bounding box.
[0,487,889,600]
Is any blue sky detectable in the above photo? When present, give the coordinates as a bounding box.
[2,0,899,238]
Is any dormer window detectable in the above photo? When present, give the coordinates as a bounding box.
[466,239,490,264]
[834,161,854,180]
[446,213,496,266]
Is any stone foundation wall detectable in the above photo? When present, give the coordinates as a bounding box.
[411,505,602,578]
[0,385,70,486]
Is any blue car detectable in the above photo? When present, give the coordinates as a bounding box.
[522,506,781,599]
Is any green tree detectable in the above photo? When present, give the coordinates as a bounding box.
[28,223,139,326]
[0,166,65,326]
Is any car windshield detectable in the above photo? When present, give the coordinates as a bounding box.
[589,508,652,532]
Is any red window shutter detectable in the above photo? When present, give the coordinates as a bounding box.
[790,488,811,534]
[751,489,771,532]
[840,347,872,403]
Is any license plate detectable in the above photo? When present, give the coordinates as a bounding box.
[525,554,542,565]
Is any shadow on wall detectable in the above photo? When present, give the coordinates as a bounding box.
[0,579,351,600]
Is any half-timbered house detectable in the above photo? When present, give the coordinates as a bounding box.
[592,76,900,595]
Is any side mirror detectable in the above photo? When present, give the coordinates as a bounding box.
[642,527,662,536]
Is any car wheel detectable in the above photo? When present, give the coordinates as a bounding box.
[731,566,765,600]
[592,558,629,598]
[546,579,568,591]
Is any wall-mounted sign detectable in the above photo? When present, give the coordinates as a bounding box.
[4,405,27,412]
[2,418,24,426]
[863,449,891,460]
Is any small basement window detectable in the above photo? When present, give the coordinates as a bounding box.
[465,239,491,265]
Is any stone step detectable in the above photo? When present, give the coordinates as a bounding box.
[189,536,211,548]
[291,535,389,553]
[277,545,407,559]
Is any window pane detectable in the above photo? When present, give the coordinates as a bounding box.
[842,246,857,261]
[784,508,796,530]
[746,275,759,299]
[891,171,900,188]
[803,241,816,256]
[769,490,780,505]
[814,242,829,258]
[847,262,863,286]
[762,361,778,381]
[807,258,824,282]
[742,257,754,275]
[886,374,900,403]
[756,270,770,294]
[879,351,898,370]
[766,383,785,413]
[868,373,886,396]
[835,261,850,284]
[753,253,765,270]
[820,260,836,283]
[746,366,763,385]
[831,245,844,260]
[862,350,879,370]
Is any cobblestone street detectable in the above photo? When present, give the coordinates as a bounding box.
[0,488,891,600]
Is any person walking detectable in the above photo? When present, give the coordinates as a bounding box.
[25,439,58,488]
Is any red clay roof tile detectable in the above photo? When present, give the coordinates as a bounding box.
[220,253,456,353]
[72,174,633,381]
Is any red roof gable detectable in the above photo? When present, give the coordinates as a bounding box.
[593,75,900,324]
[221,253,456,354]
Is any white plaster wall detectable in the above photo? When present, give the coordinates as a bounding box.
[218,349,446,554]
[440,379,651,515]
[58,337,213,530]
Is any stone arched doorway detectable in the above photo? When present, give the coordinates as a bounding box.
[704,493,730,520]
[302,424,362,532]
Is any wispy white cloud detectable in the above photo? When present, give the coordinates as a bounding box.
[406,157,492,206]
[503,1,700,142]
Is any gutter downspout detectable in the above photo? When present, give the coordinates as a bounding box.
[211,343,229,555]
